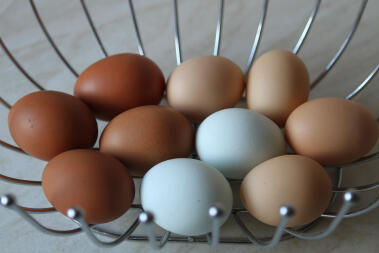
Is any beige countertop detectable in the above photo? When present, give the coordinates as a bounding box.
[0,0,378,252]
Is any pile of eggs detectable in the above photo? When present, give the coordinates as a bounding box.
[8,50,378,236]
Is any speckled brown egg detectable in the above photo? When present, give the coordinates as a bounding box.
[240,155,332,227]
[166,56,245,123]
[74,53,165,120]
[100,105,194,176]
[285,97,378,165]
[42,149,134,224]
[247,50,310,127]
[8,91,98,161]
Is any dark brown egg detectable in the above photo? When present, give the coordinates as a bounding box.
[100,105,194,176]
[74,53,165,120]
[8,91,98,161]
[42,149,135,224]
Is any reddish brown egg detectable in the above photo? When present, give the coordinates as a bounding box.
[8,91,98,161]
[74,53,165,120]
[42,149,135,224]
[100,105,194,176]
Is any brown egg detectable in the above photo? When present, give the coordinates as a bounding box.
[247,50,310,127]
[42,149,134,224]
[285,97,378,165]
[74,53,165,121]
[240,155,332,227]
[8,91,98,161]
[167,56,245,122]
[100,105,194,176]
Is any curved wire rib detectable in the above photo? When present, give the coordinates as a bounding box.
[139,212,171,249]
[285,192,358,239]
[172,0,182,65]
[292,0,321,55]
[233,206,294,248]
[18,205,55,213]
[245,0,268,76]
[67,208,139,247]
[0,172,41,186]
[327,152,379,169]
[0,96,12,109]
[311,0,368,90]
[333,182,379,193]
[213,0,224,56]
[0,195,78,234]
[322,196,379,218]
[80,0,108,57]
[0,38,45,91]
[0,139,26,154]
[127,0,145,56]
[29,0,79,77]
[346,64,379,100]
[328,167,343,209]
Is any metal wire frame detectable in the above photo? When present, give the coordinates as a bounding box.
[0,0,378,248]
[311,0,368,89]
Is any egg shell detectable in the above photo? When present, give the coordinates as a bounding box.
[141,158,233,236]
[196,108,286,179]
[100,105,194,176]
[167,56,245,122]
[285,97,378,165]
[8,91,98,161]
[247,50,310,127]
[42,149,134,224]
[240,155,332,227]
[74,53,165,120]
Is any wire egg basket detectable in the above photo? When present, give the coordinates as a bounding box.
[0,0,378,249]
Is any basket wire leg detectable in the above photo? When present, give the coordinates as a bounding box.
[213,0,224,56]
[345,64,379,100]
[139,212,171,249]
[0,195,79,233]
[29,0,79,77]
[233,205,295,248]
[292,0,321,55]
[322,196,379,219]
[206,206,224,248]
[0,38,45,90]
[311,0,368,90]
[66,207,140,247]
[80,0,108,57]
[285,192,358,239]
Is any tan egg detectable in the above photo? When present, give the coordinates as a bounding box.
[247,50,310,127]
[167,56,245,123]
[8,91,98,161]
[42,149,134,224]
[285,97,378,165]
[240,155,332,227]
[100,105,194,176]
